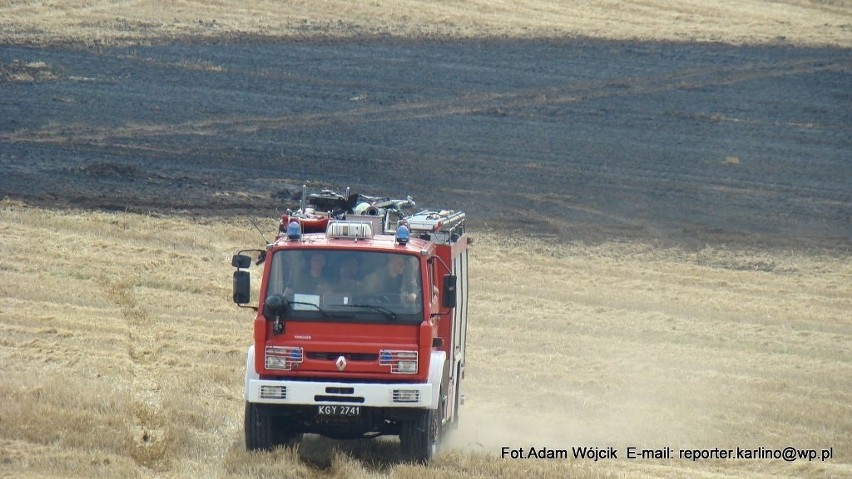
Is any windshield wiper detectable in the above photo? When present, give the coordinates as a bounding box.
[333,304,398,321]
[286,301,335,319]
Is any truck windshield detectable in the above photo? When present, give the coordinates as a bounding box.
[266,250,423,323]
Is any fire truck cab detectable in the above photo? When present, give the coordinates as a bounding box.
[232,203,470,463]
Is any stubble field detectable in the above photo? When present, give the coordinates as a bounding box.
[1,0,850,46]
[0,203,849,478]
[1,1,851,478]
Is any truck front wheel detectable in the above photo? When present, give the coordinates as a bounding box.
[244,402,273,451]
[400,405,442,463]
[272,417,302,446]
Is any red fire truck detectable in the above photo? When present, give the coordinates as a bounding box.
[231,192,470,462]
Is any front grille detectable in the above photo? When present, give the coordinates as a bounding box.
[307,352,378,361]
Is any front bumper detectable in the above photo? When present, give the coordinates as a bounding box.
[246,378,433,408]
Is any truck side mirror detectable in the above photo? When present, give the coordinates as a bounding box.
[232,254,252,269]
[442,275,457,309]
[233,270,251,304]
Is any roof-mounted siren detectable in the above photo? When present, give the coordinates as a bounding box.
[327,220,374,240]
[286,221,302,241]
[395,224,410,246]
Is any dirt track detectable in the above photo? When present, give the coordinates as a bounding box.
[1,39,850,249]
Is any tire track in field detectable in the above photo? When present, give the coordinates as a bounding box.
[100,278,170,470]
[3,55,850,146]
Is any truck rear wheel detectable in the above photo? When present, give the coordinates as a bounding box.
[245,402,273,451]
[400,405,442,463]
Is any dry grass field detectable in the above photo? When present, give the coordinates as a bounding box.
[0,0,850,47]
[1,202,849,478]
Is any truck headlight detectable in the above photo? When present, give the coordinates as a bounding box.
[379,350,418,374]
[265,346,303,370]
[396,360,417,374]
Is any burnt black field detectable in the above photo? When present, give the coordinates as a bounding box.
[1,39,850,249]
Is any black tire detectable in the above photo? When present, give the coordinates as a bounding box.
[245,402,273,451]
[272,417,302,447]
[400,404,442,463]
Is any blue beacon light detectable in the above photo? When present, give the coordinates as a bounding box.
[395,225,410,245]
[287,221,302,240]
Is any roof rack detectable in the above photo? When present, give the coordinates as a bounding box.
[275,185,464,244]
[405,210,466,244]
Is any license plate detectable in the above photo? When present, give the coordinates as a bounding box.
[317,405,360,416]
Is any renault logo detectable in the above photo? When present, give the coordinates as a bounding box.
[336,356,347,371]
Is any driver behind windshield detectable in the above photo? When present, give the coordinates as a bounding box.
[366,254,419,304]
[285,252,331,298]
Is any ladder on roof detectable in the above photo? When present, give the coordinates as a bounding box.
[404,210,466,244]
